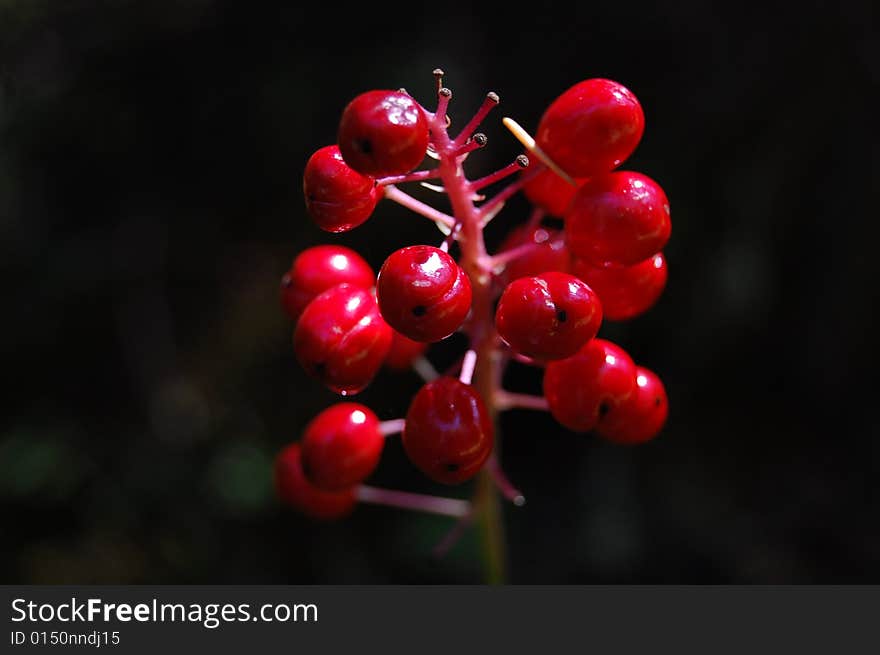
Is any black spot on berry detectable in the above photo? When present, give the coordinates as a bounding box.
[313,362,326,377]
[598,401,610,418]
[655,396,662,407]
[556,309,567,323]
[412,305,427,317]
[355,138,373,155]
[445,463,459,473]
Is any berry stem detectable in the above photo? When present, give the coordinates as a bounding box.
[470,156,529,192]
[487,453,525,506]
[383,184,456,229]
[378,418,406,437]
[453,92,500,147]
[428,89,508,585]
[355,486,470,518]
[494,391,551,412]
[376,168,442,186]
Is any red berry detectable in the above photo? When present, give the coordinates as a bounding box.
[274,443,356,520]
[497,224,571,284]
[495,272,602,361]
[597,366,668,444]
[565,171,671,267]
[303,145,380,232]
[337,90,430,176]
[293,283,392,395]
[536,78,644,177]
[572,252,667,321]
[522,167,587,217]
[543,338,637,432]
[384,329,429,371]
[280,245,375,320]
[300,403,384,490]
[376,245,472,343]
[402,377,493,484]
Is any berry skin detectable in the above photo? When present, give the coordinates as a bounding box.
[565,171,671,267]
[522,168,587,217]
[495,272,602,361]
[337,90,430,177]
[376,245,472,343]
[572,252,667,321]
[597,366,668,444]
[497,224,571,284]
[274,443,356,520]
[303,145,380,232]
[293,283,392,395]
[384,329,429,371]
[543,338,638,433]
[300,403,384,491]
[402,377,493,485]
[280,245,375,320]
[536,78,644,177]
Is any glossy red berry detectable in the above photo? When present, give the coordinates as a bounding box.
[402,377,493,484]
[543,338,638,433]
[496,272,602,361]
[300,403,384,491]
[384,329,429,371]
[376,245,472,343]
[337,90,430,176]
[293,283,392,395]
[597,366,668,444]
[522,167,587,217]
[536,78,644,177]
[565,171,671,267]
[303,145,380,232]
[280,245,375,320]
[572,252,667,321]
[497,224,571,284]
[274,443,356,520]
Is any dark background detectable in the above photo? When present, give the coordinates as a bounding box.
[1,0,877,584]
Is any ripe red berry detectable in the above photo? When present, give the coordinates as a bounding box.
[543,338,637,432]
[495,272,602,361]
[337,90,430,176]
[402,377,493,484]
[376,245,472,343]
[303,145,380,232]
[597,366,668,444]
[280,245,376,320]
[300,403,384,491]
[572,252,667,321]
[565,171,671,267]
[522,168,587,217]
[384,329,429,371]
[497,224,571,284]
[293,283,392,395]
[274,443,356,520]
[536,78,644,177]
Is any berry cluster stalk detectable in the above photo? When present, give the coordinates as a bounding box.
[425,91,507,583]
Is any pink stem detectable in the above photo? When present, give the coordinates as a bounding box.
[487,454,525,506]
[494,391,550,412]
[378,418,406,437]
[432,511,476,558]
[478,165,542,225]
[377,168,442,186]
[355,486,470,518]
[452,133,487,158]
[453,92,500,147]
[470,156,529,192]
[383,184,456,228]
[459,349,478,385]
[436,87,452,125]
[525,206,546,230]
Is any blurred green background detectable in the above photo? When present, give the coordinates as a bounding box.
[1,0,877,583]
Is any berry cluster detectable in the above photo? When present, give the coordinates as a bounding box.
[275,70,671,546]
